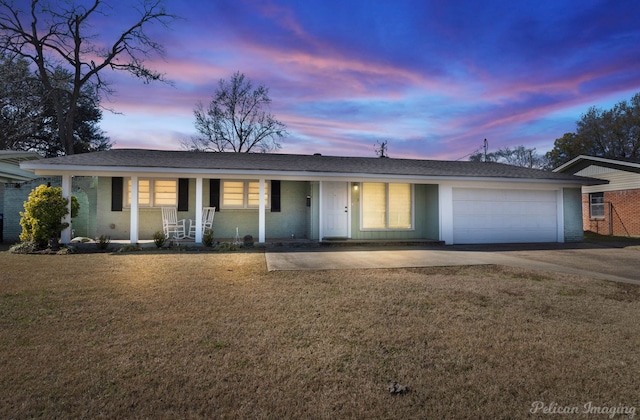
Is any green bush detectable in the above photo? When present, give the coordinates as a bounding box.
[19,185,78,249]
[153,230,167,248]
[202,229,215,247]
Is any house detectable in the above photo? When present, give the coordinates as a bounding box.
[0,151,42,242]
[554,155,640,237]
[20,149,603,245]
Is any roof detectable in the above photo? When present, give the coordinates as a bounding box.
[21,148,603,185]
[554,155,640,175]
[0,150,41,182]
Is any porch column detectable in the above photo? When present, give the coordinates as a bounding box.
[130,175,139,243]
[556,189,565,243]
[195,177,203,243]
[318,181,323,240]
[61,174,72,244]
[258,178,266,243]
[438,184,453,245]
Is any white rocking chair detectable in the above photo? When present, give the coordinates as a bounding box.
[161,207,186,239]
[187,207,215,239]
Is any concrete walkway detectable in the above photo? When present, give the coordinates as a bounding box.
[265,244,640,285]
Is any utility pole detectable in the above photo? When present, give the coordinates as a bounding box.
[483,139,488,162]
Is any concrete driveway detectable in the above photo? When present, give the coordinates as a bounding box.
[265,240,640,284]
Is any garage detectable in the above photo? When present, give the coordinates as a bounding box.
[452,188,558,244]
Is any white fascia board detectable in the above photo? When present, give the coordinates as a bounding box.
[437,179,581,190]
[0,162,39,181]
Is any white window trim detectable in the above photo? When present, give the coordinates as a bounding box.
[359,182,415,231]
[221,180,271,209]
[124,178,178,208]
[589,192,605,219]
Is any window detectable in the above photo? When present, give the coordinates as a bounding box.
[154,180,178,206]
[126,179,177,207]
[590,192,605,219]
[362,182,412,229]
[222,180,270,209]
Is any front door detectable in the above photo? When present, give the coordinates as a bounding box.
[322,181,349,238]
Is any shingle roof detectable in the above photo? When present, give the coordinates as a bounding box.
[554,155,640,175]
[23,148,601,184]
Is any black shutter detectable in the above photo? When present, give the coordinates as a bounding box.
[210,179,220,210]
[111,177,123,211]
[178,178,189,211]
[271,180,281,212]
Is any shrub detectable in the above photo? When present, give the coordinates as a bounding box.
[243,234,254,247]
[118,244,141,253]
[217,242,238,252]
[202,229,215,247]
[96,234,111,250]
[153,230,167,248]
[9,241,37,254]
[19,185,78,249]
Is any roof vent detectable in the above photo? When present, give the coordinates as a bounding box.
[313,153,322,156]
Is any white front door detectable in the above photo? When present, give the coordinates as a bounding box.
[322,181,349,238]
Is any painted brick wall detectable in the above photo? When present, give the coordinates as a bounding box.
[583,188,640,237]
[3,177,61,243]
[2,177,96,243]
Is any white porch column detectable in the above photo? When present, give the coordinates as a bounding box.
[195,177,203,243]
[130,176,139,243]
[557,189,565,243]
[438,184,454,245]
[258,178,266,243]
[61,174,72,244]
[318,181,323,240]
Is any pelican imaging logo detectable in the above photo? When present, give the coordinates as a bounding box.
[530,401,636,418]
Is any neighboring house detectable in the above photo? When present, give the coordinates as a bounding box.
[20,149,603,245]
[0,151,41,242]
[554,155,640,237]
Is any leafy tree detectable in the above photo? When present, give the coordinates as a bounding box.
[19,185,79,249]
[185,72,287,153]
[0,0,175,155]
[469,145,547,169]
[546,92,640,167]
[0,55,110,156]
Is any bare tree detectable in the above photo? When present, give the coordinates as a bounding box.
[374,140,388,158]
[186,72,287,153]
[0,0,175,155]
[469,145,547,169]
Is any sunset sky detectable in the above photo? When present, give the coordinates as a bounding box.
[92,0,640,160]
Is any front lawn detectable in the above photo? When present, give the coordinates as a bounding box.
[1,251,638,418]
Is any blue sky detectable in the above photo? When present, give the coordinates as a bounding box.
[93,0,640,159]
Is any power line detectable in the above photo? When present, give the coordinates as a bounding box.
[455,140,486,161]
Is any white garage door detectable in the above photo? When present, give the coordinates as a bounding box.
[452,188,558,244]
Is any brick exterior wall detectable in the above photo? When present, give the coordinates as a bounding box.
[583,188,640,237]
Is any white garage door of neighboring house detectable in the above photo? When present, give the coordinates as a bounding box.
[452,188,558,244]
